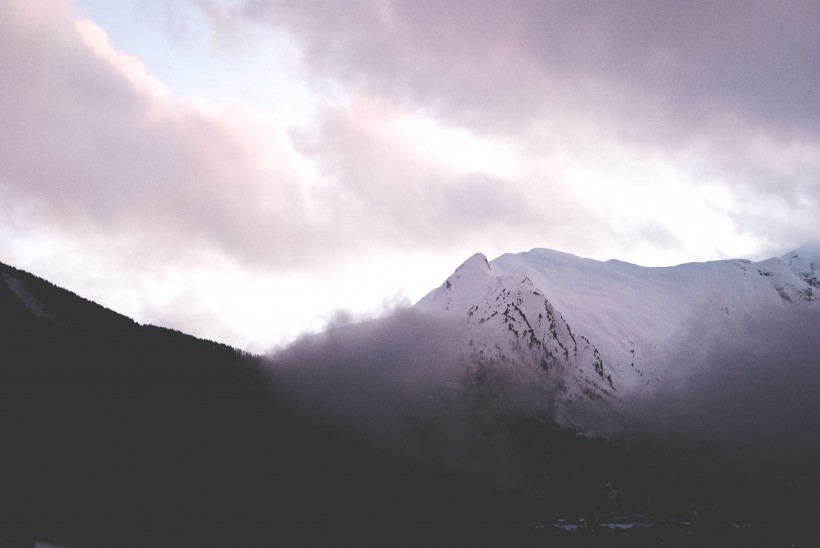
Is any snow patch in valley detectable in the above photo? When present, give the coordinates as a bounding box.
[2,272,55,321]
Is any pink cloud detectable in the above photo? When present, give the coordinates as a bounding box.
[223,1,820,140]
[1,0,586,273]
[3,0,819,281]
[193,0,820,250]
[0,0,333,268]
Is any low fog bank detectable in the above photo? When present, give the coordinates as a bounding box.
[619,305,820,496]
[267,307,563,492]
[265,300,820,503]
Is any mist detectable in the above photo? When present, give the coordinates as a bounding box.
[267,306,565,492]
[266,298,820,502]
[619,305,820,496]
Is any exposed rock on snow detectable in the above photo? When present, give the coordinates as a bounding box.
[415,245,820,430]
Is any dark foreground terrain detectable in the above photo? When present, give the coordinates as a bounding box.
[1,261,817,547]
[0,262,537,546]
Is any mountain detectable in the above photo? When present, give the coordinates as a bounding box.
[406,245,820,539]
[3,247,818,546]
[415,245,820,431]
[0,261,544,547]
[270,244,820,543]
[0,261,280,545]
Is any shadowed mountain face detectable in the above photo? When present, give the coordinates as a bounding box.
[0,261,274,545]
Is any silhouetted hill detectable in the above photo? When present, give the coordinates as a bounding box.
[0,262,537,547]
[1,261,816,547]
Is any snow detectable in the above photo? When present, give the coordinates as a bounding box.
[414,245,820,420]
[782,242,820,270]
[489,248,814,388]
[416,250,623,430]
[2,272,55,321]
[782,244,820,289]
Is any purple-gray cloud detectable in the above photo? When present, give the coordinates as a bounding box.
[200,0,820,250]
[2,0,819,293]
[219,0,820,138]
[2,0,572,273]
[0,0,319,268]
[290,103,572,250]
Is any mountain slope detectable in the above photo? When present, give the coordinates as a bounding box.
[0,261,546,547]
[0,261,281,545]
[416,253,617,431]
[4,248,818,546]
[418,246,819,402]
[271,245,820,544]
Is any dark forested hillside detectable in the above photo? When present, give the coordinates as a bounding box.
[1,261,816,547]
[1,262,272,545]
[0,262,538,547]
[0,262,260,419]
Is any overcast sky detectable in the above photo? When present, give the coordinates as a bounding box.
[2,0,818,351]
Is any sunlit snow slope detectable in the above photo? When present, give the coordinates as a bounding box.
[416,244,819,427]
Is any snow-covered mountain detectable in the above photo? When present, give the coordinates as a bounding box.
[416,244,820,430]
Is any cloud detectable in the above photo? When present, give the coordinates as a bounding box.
[269,281,820,496]
[209,1,819,138]
[266,269,820,498]
[269,306,564,491]
[197,0,820,256]
[3,0,819,348]
[6,0,819,278]
[290,99,570,251]
[0,0,328,269]
[0,0,604,274]
[621,304,820,486]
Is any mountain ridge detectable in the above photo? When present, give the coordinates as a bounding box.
[415,244,820,431]
[2,249,818,545]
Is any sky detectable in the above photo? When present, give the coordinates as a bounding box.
[1,0,818,352]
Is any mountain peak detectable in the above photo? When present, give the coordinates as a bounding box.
[419,244,820,408]
[457,252,491,273]
[416,253,493,312]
